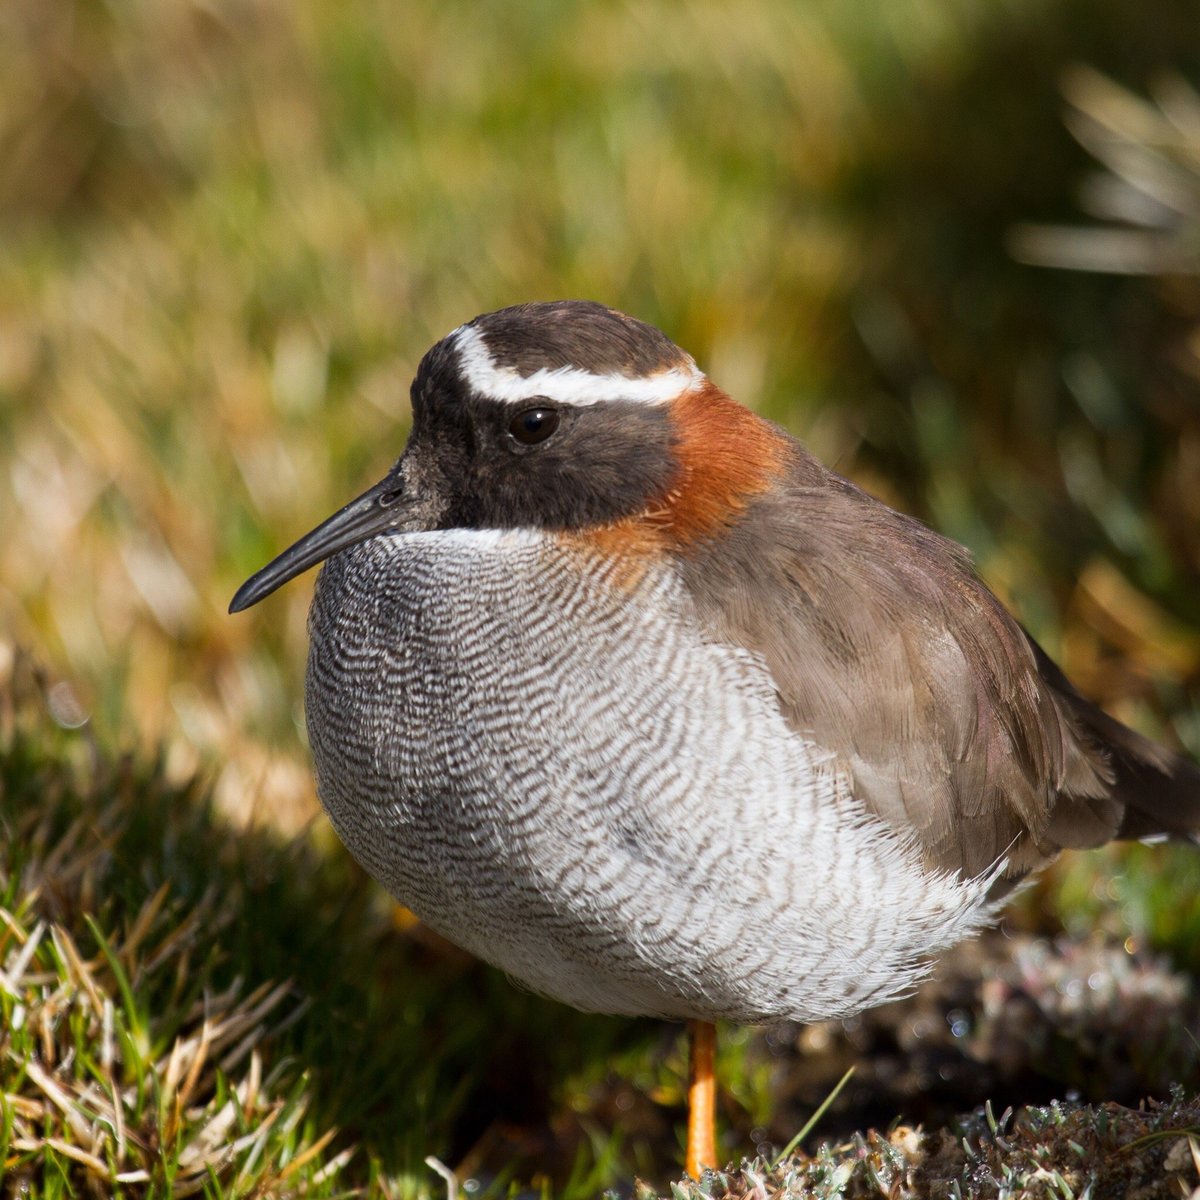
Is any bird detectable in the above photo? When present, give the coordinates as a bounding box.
[230,300,1200,1178]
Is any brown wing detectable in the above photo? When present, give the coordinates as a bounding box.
[680,446,1200,880]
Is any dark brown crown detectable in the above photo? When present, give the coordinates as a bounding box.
[466,301,693,379]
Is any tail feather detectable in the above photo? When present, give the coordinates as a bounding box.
[1029,635,1200,845]
[1093,712,1200,845]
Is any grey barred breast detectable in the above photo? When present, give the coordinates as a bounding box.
[305,527,997,1025]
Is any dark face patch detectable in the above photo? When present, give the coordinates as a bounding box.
[403,324,680,530]
[468,301,692,378]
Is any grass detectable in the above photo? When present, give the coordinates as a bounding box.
[3,0,1197,785]
[1,647,660,1195]
[2,0,1200,1195]
[652,1093,1200,1200]
[2,661,332,1195]
[5,653,1200,1196]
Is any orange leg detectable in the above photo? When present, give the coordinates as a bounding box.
[686,1019,717,1178]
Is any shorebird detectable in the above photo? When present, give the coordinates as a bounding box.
[231,300,1200,1177]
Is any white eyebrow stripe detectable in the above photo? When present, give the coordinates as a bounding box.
[452,324,702,407]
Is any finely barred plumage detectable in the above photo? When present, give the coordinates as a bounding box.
[306,527,998,1024]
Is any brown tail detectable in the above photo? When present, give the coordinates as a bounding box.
[1029,635,1200,845]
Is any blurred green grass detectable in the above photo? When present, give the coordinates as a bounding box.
[2,0,1200,1193]
[2,0,1197,783]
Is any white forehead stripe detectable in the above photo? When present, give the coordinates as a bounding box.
[452,325,702,407]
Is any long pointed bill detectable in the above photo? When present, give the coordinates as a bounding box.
[229,473,410,613]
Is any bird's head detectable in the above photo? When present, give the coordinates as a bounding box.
[230,300,790,612]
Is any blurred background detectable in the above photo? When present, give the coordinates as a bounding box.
[2,0,1200,1193]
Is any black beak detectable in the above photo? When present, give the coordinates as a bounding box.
[229,472,409,613]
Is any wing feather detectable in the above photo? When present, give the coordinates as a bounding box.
[680,449,1129,880]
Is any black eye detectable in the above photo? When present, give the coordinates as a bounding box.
[508,406,560,446]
